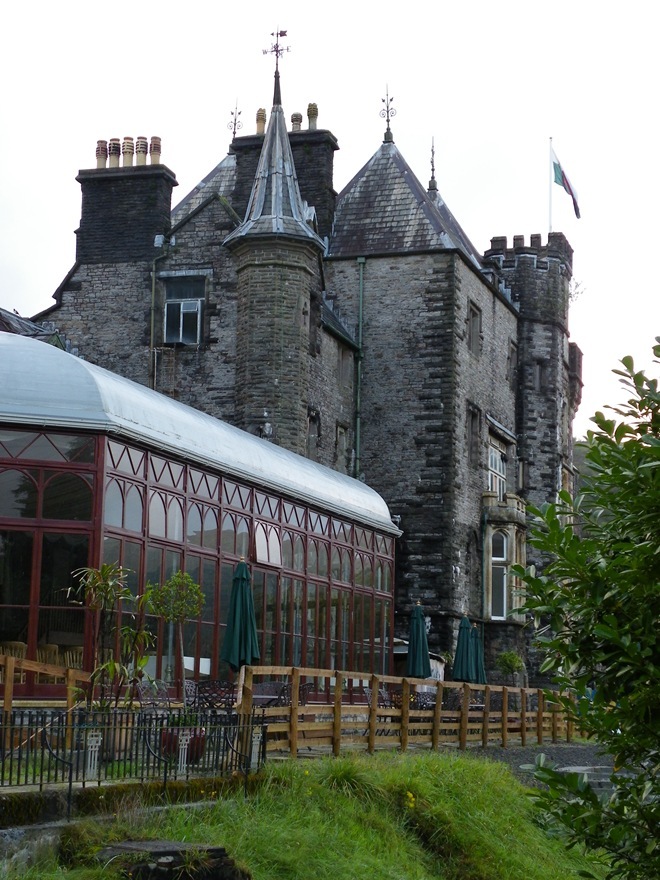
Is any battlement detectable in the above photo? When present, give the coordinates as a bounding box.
[484,232,573,273]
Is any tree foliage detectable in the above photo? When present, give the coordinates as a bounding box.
[515,340,660,880]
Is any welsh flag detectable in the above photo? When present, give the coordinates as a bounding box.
[551,148,580,219]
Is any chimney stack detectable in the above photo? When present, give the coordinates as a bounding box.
[136,136,148,166]
[122,137,134,167]
[96,140,108,169]
[149,136,161,165]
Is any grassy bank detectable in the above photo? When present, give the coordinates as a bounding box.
[17,751,605,880]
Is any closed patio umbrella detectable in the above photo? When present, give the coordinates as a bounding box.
[470,623,487,685]
[406,602,432,679]
[220,560,261,673]
[452,615,474,681]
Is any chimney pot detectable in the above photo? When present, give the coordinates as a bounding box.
[149,136,161,165]
[122,137,135,167]
[108,138,121,168]
[256,108,267,135]
[136,136,148,166]
[307,102,318,131]
[95,140,108,169]
[291,112,303,132]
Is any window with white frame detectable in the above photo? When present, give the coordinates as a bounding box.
[164,277,205,345]
[488,436,507,501]
[491,530,508,619]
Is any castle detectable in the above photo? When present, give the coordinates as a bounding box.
[33,68,582,678]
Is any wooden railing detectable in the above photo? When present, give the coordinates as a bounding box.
[236,666,573,758]
[2,657,573,760]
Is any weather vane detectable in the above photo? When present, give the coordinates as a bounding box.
[228,100,242,139]
[430,137,436,179]
[263,29,290,69]
[380,86,396,141]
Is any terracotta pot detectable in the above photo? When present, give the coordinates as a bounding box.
[161,727,206,764]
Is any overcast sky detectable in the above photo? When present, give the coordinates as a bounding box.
[1,0,657,437]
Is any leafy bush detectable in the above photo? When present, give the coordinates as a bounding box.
[515,340,660,880]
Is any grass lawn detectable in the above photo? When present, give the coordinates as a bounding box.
[17,750,607,880]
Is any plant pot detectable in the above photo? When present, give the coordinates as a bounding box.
[161,727,206,765]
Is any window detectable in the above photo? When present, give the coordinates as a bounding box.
[164,277,205,345]
[491,531,508,619]
[507,341,518,390]
[467,303,482,355]
[467,405,480,466]
[488,436,507,501]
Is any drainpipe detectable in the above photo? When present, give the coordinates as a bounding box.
[354,257,366,478]
[149,237,170,389]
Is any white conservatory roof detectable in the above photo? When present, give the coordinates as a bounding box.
[0,333,400,535]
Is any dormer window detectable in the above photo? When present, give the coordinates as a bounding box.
[164,277,205,345]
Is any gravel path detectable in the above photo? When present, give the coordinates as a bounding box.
[458,741,614,787]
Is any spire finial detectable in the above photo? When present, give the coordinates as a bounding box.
[380,86,396,143]
[228,100,243,140]
[429,137,438,192]
[263,28,290,106]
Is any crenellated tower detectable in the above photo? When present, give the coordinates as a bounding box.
[484,232,583,516]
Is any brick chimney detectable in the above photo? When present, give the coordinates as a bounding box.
[75,136,177,263]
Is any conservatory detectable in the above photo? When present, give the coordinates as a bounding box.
[0,333,399,697]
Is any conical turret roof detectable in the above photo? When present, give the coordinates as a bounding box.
[224,71,325,250]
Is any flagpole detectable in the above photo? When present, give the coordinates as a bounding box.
[549,136,553,234]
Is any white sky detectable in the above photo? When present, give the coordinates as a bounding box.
[1,0,658,437]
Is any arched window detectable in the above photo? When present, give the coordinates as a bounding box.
[43,473,92,521]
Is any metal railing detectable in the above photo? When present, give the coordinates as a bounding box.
[1,707,266,811]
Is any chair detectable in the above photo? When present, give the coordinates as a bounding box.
[196,680,236,713]
[137,678,171,716]
[63,646,84,669]
[183,678,198,709]
[363,685,394,709]
[0,640,27,683]
[37,643,60,682]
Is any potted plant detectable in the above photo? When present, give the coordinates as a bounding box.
[161,708,206,765]
[495,650,526,686]
[146,570,204,704]
[73,563,154,761]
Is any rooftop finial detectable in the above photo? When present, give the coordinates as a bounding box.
[429,137,438,192]
[380,86,396,143]
[228,100,243,140]
[263,28,290,106]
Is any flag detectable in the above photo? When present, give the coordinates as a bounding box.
[551,148,580,219]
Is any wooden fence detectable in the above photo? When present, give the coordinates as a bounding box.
[1,657,574,759]
[237,666,574,758]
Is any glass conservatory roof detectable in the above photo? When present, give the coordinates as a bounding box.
[0,333,400,534]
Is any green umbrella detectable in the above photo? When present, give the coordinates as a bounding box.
[452,616,474,681]
[220,560,261,673]
[406,603,432,678]
[470,623,487,685]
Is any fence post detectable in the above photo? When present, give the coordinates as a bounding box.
[459,683,470,751]
[501,686,508,748]
[290,667,301,759]
[332,672,344,757]
[481,686,491,749]
[566,693,575,742]
[431,681,443,750]
[536,689,544,744]
[367,675,380,754]
[400,679,411,751]
[520,689,527,746]
[551,695,559,743]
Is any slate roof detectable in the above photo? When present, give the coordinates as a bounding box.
[328,141,483,269]
[223,72,325,250]
[170,153,237,224]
